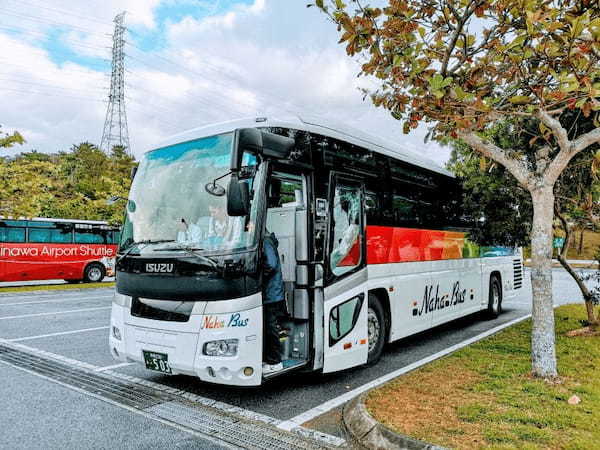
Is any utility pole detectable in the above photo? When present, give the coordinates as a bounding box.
[101,12,130,154]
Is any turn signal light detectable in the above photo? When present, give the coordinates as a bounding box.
[243,367,254,376]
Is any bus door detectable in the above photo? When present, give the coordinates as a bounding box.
[323,176,369,373]
[265,171,312,370]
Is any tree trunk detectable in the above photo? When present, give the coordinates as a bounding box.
[529,188,558,379]
[578,228,584,255]
[555,210,599,326]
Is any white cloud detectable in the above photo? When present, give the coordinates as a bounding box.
[0,0,451,166]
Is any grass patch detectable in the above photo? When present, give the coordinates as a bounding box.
[524,229,600,261]
[365,305,600,449]
[0,282,114,294]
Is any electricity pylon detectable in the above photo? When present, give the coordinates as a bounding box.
[100,12,130,154]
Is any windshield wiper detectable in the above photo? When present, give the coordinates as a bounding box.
[117,240,176,264]
[153,244,218,268]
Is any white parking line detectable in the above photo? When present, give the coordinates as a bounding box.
[0,288,113,299]
[9,326,110,342]
[0,306,111,320]
[94,362,136,372]
[0,295,113,307]
[277,313,532,431]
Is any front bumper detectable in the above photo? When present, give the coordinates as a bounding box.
[109,295,264,386]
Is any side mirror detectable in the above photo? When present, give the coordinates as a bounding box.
[227,175,250,216]
[230,128,295,171]
[130,166,138,180]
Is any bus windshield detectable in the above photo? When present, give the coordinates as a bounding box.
[120,132,263,254]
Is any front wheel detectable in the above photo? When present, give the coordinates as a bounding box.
[486,275,502,319]
[366,293,386,366]
[83,263,105,283]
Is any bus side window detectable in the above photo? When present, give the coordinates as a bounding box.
[0,226,26,243]
[75,229,108,244]
[28,224,73,244]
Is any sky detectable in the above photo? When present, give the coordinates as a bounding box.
[0,0,451,165]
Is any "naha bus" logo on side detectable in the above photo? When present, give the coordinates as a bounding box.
[200,313,249,330]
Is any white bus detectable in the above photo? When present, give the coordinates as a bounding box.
[109,115,523,386]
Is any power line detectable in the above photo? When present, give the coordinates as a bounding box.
[0,25,111,52]
[0,8,111,38]
[0,76,106,94]
[0,60,110,77]
[125,52,263,115]
[4,0,114,28]
[125,32,302,111]
[0,86,107,103]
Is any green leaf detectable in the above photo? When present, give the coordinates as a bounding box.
[506,34,527,51]
[508,95,531,105]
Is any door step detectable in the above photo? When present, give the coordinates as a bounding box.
[263,359,307,379]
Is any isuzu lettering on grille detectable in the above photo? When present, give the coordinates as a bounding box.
[145,263,174,273]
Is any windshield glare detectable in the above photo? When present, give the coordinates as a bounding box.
[120,132,262,254]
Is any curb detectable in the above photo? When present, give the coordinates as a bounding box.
[342,394,445,450]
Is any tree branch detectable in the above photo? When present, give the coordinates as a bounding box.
[457,130,531,188]
[572,127,600,154]
[535,109,570,152]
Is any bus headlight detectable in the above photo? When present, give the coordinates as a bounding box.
[112,293,131,307]
[202,339,238,357]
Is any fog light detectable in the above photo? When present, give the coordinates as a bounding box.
[112,326,121,341]
[243,367,253,377]
[202,339,238,357]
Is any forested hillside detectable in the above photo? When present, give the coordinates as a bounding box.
[0,143,136,225]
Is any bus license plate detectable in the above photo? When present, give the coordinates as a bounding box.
[142,350,172,374]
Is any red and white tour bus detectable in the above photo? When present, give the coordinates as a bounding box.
[0,218,119,284]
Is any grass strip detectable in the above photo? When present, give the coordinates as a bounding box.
[0,282,115,293]
[366,304,599,449]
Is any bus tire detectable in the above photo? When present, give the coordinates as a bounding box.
[83,263,105,283]
[366,293,386,366]
[486,275,502,319]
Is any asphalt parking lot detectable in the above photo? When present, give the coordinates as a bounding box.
[0,269,592,449]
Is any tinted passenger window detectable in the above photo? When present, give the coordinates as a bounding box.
[29,228,72,243]
[75,229,109,244]
[0,227,26,243]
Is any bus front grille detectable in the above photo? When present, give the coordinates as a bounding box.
[513,259,523,289]
[131,297,191,322]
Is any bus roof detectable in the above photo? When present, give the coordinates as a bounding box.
[156,115,453,178]
[0,217,112,226]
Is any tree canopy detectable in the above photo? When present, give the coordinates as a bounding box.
[315,0,600,378]
[0,143,136,224]
[0,127,25,149]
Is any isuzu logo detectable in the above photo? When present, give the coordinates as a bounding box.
[145,263,174,273]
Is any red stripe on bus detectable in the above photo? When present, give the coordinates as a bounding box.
[366,226,467,264]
